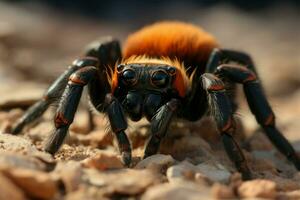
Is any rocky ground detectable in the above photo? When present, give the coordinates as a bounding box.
[0,2,300,200]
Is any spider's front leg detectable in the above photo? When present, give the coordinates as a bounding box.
[144,99,180,159]
[104,94,131,166]
[201,73,252,180]
[11,57,99,134]
[45,66,98,154]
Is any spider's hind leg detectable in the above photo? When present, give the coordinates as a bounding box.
[215,64,300,170]
[206,48,257,74]
[206,48,300,170]
[201,73,252,180]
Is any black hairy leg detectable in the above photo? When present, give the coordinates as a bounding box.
[205,48,300,170]
[143,99,180,158]
[85,39,131,166]
[201,73,252,180]
[206,48,257,74]
[11,57,99,135]
[11,37,122,135]
[104,94,131,166]
[87,37,122,112]
[215,64,300,170]
[44,66,98,154]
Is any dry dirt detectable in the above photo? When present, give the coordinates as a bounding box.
[0,2,300,200]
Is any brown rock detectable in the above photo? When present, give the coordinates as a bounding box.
[81,151,123,170]
[229,172,243,187]
[0,120,12,133]
[0,152,47,171]
[0,173,26,200]
[160,134,215,162]
[248,133,274,151]
[141,182,211,200]
[84,168,162,196]
[266,173,300,191]
[0,110,23,133]
[282,190,300,200]
[167,161,230,184]
[65,186,109,200]
[211,183,235,199]
[53,161,83,193]
[2,168,57,199]
[135,154,175,171]
[251,150,295,173]
[238,179,277,199]
[196,162,231,183]
[167,161,211,184]
[0,133,54,163]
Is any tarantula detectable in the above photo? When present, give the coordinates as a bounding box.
[11,21,300,180]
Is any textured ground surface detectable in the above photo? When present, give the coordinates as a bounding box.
[0,2,300,200]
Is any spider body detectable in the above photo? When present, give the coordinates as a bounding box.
[12,21,300,180]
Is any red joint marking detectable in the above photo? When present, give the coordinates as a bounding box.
[243,73,257,83]
[222,118,233,132]
[55,112,69,127]
[264,114,275,126]
[69,74,86,85]
[120,142,131,151]
[208,84,225,91]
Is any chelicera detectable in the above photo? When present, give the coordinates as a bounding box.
[11,21,300,180]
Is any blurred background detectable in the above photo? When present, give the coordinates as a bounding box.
[0,0,300,120]
[0,0,300,96]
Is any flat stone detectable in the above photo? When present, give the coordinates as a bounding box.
[281,190,300,200]
[65,186,109,200]
[53,161,83,193]
[0,152,47,171]
[0,173,26,200]
[135,154,175,170]
[81,151,123,170]
[0,133,54,163]
[167,161,211,185]
[211,183,235,199]
[84,168,162,196]
[196,162,231,183]
[167,160,230,184]
[2,167,57,199]
[160,133,216,163]
[238,179,277,199]
[141,182,211,200]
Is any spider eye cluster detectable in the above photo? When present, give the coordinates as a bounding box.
[151,70,169,88]
[121,69,137,85]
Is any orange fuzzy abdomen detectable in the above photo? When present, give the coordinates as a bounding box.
[123,21,219,74]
